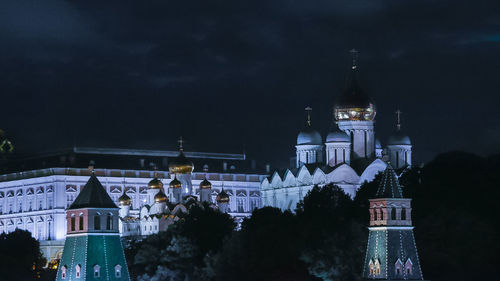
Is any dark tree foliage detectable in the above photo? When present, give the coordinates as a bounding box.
[0,229,46,281]
[401,152,500,281]
[212,207,314,281]
[126,204,235,280]
[296,185,366,281]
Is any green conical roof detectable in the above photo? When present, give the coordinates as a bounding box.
[69,173,118,209]
[375,164,404,198]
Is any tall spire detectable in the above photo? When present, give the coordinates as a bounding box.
[375,164,404,198]
[350,48,358,70]
[395,109,402,131]
[305,106,312,127]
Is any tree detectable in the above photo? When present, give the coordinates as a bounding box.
[0,229,46,281]
[127,204,235,280]
[212,207,313,281]
[296,185,366,281]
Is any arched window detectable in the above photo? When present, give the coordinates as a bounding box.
[79,213,84,230]
[306,152,309,164]
[391,207,396,220]
[395,259,403,275]
[373,208,378,221]
[106,213,113,230]
[405,258,413,275]
[379,207,384,220]
[94,213,101,230]
[71,214,75,231]
[401,208,407,220]
[61,265,67,279]
[93,264,100,278]
[75,264,81,278]
[115,264,122,278]
[368,259,374,276]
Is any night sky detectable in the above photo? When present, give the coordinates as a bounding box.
[1,0,499,168]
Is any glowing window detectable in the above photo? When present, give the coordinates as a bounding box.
[94,264,100,278]
[61,265,67,279]
[115,264,122,278]
[75,264,81,278]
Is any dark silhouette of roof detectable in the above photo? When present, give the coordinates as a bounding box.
[68,173,118,209]
[375,164,404,198]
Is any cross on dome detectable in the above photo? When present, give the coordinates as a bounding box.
[305,106,312,127]
[395,109,402,131]
[177,136,184,151]
[350,49,358,70]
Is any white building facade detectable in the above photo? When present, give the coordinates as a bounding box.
[0,148,266,263]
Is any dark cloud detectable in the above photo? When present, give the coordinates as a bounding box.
[1,0,499,167]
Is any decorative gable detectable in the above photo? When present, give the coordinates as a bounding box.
[66,185,77,193]
[36,187,44,194]
[109,186,122,194]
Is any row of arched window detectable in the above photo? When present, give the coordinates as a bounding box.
[60,264,122,279]
[70,213,114,232]
[372,207,407,221]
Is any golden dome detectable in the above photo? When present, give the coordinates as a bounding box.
[216,188,230,204]
[169,151,194,174]
[199,178,212,189]
[148,177,164,189]
[118,192,131,206]
[154,189,168,203]
[169,176,182,189]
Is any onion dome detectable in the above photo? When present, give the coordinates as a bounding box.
[388,132,411,145]
[169,176,182,189]
[118,192,131,206]
[148,177,164,190]
[297,107,322,145]
[169,137,194,174]
[388,109,411,145]
[334,50,376,121]
[154,189,168,203]
[216,188,230,204]
[199,178,212,189]
[326,123,349,143]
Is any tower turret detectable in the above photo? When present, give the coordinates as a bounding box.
[362,164,426,280]
[168,137,194,199]
[216,188,230,213]
[387,109,412,169]
[325,122,351,166]
[56,171,131,281]
[169,176,183,204]
[147,170,163,205]
[335,50,376,161]
[296,107,323,168]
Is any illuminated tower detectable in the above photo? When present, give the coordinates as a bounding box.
[362,164,425,280]
[216,188,230,213]
[296,107,323,168]
[168,137,194,199]
[147,171,164,205]
[334,50,376,161]
[199,178,213,203]
[387,110,412,169]
[56,172,130,281]
[325,122,351,166]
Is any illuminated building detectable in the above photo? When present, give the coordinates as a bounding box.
[261,50,412,210]
[362,164,426,280]
[0,144,267,263]
[56,172,131,281]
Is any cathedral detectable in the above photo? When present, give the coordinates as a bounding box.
[118,141,232,236]
[261,51,412,210]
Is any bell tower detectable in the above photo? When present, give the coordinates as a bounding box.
[362,164,427,280]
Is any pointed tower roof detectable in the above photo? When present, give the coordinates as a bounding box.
[69,173,118,209]
[375,164,404,198]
